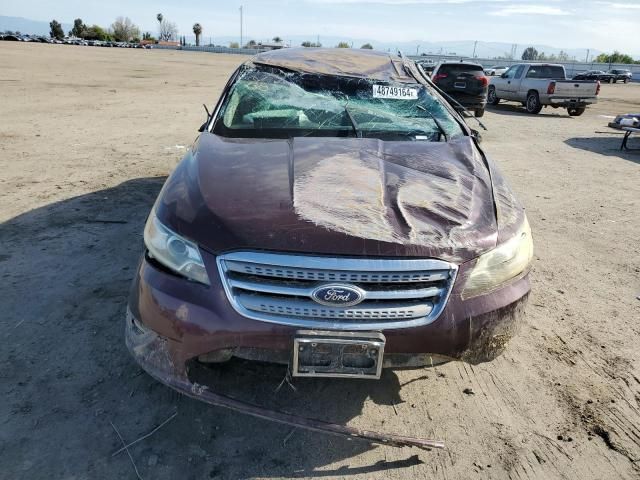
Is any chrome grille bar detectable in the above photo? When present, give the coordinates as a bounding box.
[237,293,433,320]
[228,277,445,300]
[217,251,457,330]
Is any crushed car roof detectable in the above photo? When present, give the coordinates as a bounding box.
[251,48,417,83]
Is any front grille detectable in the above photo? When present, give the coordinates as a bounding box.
[216,252,457,330]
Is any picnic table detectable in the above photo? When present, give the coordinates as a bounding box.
[608,115,640,151]
[620,127,640,151]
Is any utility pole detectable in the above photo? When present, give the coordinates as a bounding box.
[416,44,420,56]
[585,49,590,63]
[472,40,477,58]
[239,5,243,48]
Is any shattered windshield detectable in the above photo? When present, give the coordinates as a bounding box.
[214,66,464,141]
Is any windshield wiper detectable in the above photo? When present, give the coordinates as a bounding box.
[417,105,447,142]
[344,105,362,138]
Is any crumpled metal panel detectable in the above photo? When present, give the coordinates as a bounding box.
[252,48,416,84]
[157,134,499,263]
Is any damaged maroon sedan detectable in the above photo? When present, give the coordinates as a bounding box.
[126,48,531,442]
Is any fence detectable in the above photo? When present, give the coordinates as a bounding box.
[408,55,640,82]
[151,45,640,81]
[152,44,262,55]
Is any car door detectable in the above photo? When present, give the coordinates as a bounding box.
[506,64,526,100]
[495,65,519,100]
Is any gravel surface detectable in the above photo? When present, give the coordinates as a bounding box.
[1,43,639,480]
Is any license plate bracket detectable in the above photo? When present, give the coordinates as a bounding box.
[292,330,385,379]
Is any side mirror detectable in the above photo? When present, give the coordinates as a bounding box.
[500,73,508,79]
[470,129,482,144]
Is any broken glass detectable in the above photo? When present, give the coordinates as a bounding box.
[215,67,464,141]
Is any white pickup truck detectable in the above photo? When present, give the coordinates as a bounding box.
[488,63,599,116]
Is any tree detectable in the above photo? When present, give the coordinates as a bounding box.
[272,36,282,43]
[521,47,538,61]
[71,18,86,38]
[245,39,257,48]
[159,18,178,41]
[49,20,64,40]
[142,32,156,42]
[596,51,635,65]
[83,25,109,41]
[301,41,321,47]
[193,23,203,46]
[360,43,373,49]
[229,42,240,48]
[336,42,350,48]
[157,13,163,25]
[110,17,140,42]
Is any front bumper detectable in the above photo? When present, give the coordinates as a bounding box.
[126,251,530,383]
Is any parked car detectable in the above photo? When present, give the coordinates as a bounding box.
[489,63,599,115]
[430,61,489,116]
[572,70,616,83]
[609,69,632,83]
[126,48,532,404]
[485,65,508,76]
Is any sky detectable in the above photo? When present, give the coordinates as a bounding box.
[2,0,640,55]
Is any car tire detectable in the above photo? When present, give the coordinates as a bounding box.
[525,92,542,114]
[608,77,614,84]
[487,86,500,105]
[475,108,485,118]
[624,78,629,84]
[567,107,586,117]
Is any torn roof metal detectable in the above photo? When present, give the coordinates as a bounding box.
[251,48,417,84]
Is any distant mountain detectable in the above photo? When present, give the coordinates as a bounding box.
[0,16,71,36]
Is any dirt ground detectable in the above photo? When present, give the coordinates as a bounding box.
[1,43,639,480]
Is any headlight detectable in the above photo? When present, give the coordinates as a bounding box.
[462,217,533,299]
[143,212,210,285]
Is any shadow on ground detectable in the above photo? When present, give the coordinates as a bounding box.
[565,135,640,164]
[0,178,426,480]
[487,103,573,118]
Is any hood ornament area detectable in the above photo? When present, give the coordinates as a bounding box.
[311,284,366,307]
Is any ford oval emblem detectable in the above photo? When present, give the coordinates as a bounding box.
[311,284,365,307]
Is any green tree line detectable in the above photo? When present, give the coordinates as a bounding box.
[48,13,181,43]
[595,51,638,65]
[521,46,639,64]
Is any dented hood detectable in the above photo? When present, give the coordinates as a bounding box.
[156,133,499,263]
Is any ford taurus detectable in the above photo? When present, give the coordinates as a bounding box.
[126,48,532,396]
